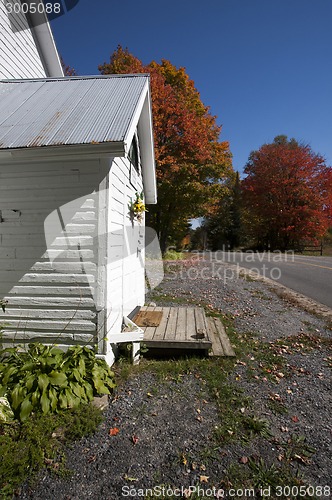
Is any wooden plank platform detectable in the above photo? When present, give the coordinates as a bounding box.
[140,306,235,357]
[141,306,211,350]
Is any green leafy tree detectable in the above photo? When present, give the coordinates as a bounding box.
[204,171,244,250]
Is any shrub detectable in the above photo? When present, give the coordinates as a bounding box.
[163,249,184,260]
[0,343,116,422]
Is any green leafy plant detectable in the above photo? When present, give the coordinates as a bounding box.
[243,416,272,439]
[163,249,184,260]
[0,396,14,423]
[0,343,116,421]
[248,457,280,490]
[283,434,316,464]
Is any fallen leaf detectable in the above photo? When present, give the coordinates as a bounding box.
[239,456,248,464]
[200,464,206,471]
[277,454,284,462]
[196,408,201,414]
[281,426,289,432]
[109,427,120,436]
[294,454,311,465]
[291,416,299,423]
[200,475,209,483]
[132,435,139,445]
[196,416,203,422]
[124,474,138,482]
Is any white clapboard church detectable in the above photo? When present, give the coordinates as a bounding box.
[0,2,158,365]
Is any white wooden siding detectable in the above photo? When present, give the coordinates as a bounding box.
[0,159,109,349]
[106,156,145,339]
[0,3,46,78]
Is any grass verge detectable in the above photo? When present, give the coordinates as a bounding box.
[0,403,103,499]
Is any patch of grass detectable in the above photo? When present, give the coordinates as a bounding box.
[223,458,315,499]
[248,457,312,496]
[243,416,272,439]
[146,290,199,307]
[251,290,273,301]
[129,355,258,445]
[301,320,318,333]
[282,434,316,465]
[241,273,256,282]
[0,403,103,498]
[267,398,288,415]
[274,332,332,355]
[248,457,281,490]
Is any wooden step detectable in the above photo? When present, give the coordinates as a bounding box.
[207,316,235,357]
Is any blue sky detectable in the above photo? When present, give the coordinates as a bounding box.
[50,0,332,175]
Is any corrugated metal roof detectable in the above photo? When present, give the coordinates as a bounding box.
[0,75,149,149]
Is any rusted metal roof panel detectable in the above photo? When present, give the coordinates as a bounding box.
[0,75,149,150]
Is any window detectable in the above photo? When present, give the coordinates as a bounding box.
[129,134,140,174]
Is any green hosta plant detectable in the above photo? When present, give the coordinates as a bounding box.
[0,395,14,423]
[0,343,116,422]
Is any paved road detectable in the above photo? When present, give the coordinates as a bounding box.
[208,251,332,309]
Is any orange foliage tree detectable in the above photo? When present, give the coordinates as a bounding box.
[242,135,332,250]
[99,46,233,252]
[60,56,77,76]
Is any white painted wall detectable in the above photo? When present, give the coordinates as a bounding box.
[106,155,145,345]
[0,150,147,364]
[0,158,109,350]
[0,2,46,78]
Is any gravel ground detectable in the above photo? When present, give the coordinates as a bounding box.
[17,258,332,499]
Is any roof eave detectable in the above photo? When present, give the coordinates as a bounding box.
[0,142,126,160]
[125,81,157,205]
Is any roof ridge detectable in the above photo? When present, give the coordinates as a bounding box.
[0,74,150,84]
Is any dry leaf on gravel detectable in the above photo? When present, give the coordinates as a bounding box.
[109,427,120,436]
[199,475,209,483]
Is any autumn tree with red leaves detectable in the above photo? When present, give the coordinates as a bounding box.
[99,46,233,252]
[242,135,332,250]
[60,56,77,76]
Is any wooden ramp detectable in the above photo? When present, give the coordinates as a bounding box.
[136,306,235,357]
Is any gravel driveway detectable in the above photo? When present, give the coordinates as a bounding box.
[17,258,332,499]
